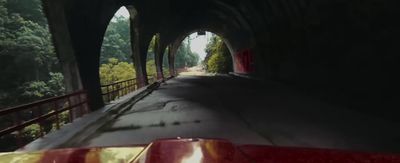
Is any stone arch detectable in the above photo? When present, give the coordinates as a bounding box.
[99,6,135,87]
[167,26,255,75]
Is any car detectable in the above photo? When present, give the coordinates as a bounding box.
[1,138,399,163]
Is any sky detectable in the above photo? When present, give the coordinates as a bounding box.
[114,7,130,18]
[114,7,210,61]
[187,33,212,61]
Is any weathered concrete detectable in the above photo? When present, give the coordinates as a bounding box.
[128,7,149,87]
[78,76,271,147]
[77,75,400,153]
[42,0,82,93]
[153,34,167,80]
[43,0,399,121]
[167,45,176,76]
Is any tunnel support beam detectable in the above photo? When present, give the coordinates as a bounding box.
[128,7,149,87]
[42,0,83,93]
[154,34,166,80]
[167,45,176,76]
[64,2,116,111]
[43,0,87,118]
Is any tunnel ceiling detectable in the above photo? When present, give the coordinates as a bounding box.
[121,0,258,50]
[63,0,302,55]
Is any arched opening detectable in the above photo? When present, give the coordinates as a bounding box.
[146,34,171,80]
[173,31,233,75]
[99,6,135,102]
[174,34,200,74]
[203,33,233,74]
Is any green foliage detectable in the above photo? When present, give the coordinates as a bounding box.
[175,39,200,68]
[0,1,69,152]
[47,72,66,96]
[208,52,227,73]
[161,51,171,77]
[59,111,70,126]
[99,58,135,85]
[22,124,41,140]
[19,72,66,103]
[5,0,46,25]
[205,35,232,73]
[146,59,157,77]
[100,16,200,79]
[148,35,156,55]
[20,81,49,99]
[100,16,131,64]
[0,0,62,108]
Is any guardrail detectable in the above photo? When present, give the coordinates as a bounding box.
[0,90,89,151]
[101,78,137,103]
[101,76,157,103]
[148,75,156,84]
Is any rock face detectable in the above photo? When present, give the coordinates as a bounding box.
[44,0,399,119]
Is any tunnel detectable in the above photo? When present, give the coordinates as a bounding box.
[42,0,399,121]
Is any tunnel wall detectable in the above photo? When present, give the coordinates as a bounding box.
[234,49,255,74]
[256,0,400,120]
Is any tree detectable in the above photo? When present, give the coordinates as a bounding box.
[205,35,232,73]
[0,0,68,152]
[0,0,61,108]
[174,39,199,68]
[146,59,157,77]
[19,72,66,103]
[5,0,46,25]
[99,58,135,85]
[100,16,131,64]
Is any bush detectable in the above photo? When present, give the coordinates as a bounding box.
[99,58,135,85]
[205,36,232,73]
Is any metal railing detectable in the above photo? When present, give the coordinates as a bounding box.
[101,75,157,103]
[0,90,89,150]
[148,75,156,84]
[101,78,137,103]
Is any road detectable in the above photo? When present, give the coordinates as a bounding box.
[81,74,400,153]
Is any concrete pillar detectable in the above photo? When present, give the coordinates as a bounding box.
[42,0,82,92]
[43,0,106,111]
[167,45,178,76]
[154,34,166,80]
[61,2,113,110]
[43,0,84,117]
[128,7,149,87]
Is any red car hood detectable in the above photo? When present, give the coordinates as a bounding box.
[1,138,399,163]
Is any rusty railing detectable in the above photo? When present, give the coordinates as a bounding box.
[100,78,137,103]
[101,76,157,103]
[0,90,89,150]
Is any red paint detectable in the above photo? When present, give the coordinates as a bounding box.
[132,138,249,163]
[2,138,400,163]
[239,145,400,163]
[132,139,400,163]
[234,49,254,74]
[41,148,92,163]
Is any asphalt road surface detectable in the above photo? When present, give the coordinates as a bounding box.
[81,75,400,153]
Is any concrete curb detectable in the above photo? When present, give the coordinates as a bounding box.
[228,72,261,81]
[20,81,162,151]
